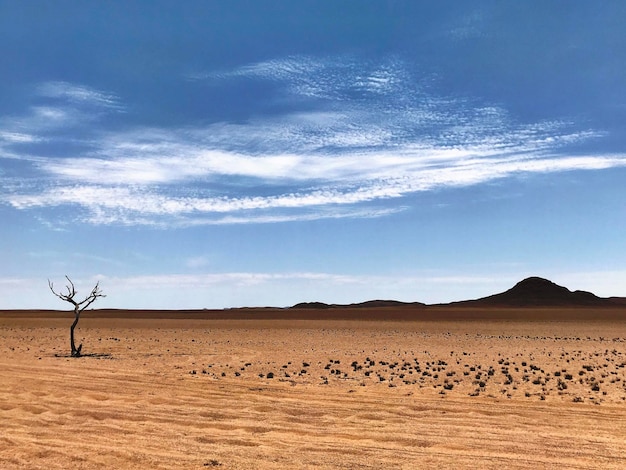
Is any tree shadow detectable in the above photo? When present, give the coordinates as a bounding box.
[53,352,114,359]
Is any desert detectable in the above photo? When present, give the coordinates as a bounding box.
[3,283,626,469]
[5,4,626,469]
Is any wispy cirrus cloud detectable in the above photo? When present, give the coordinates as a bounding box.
[7,149,623,228]
[2,55,625,227]
[224,55,413,100]
[36,81,122,110]
[0,82,123,145]
[0,131,40,144]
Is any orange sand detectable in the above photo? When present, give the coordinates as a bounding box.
[2,308,626,469]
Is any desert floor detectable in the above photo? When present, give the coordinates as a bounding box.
[2,308,626,469]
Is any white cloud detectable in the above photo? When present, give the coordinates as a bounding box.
[181,206,406,226]
[0,82,123,147]
[0,131,39,144]
[2,56,625,226]
[3,268,626,309]
[87,268,626,305]
[37,81,122,109]
[211,55,416,102]
[69,271,491,307]
[8,149,625,227]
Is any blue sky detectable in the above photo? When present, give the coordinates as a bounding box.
[1,1,626,309]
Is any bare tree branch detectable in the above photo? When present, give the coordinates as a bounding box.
[48,276,105,357]
[49,278,76,306]
[78,282,105,312]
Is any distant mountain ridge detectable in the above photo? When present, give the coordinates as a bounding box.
[452,276,614,307]
[290,277,626,309]
[291,300,424,309]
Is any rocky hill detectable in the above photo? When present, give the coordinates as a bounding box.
[291,276,624,308]
[451,277,613,307]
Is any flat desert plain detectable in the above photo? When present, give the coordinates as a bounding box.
[2,307,626,469]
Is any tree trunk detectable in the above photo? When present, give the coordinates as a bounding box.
[70,309,82,357]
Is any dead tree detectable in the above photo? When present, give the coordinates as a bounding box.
[48,276,105,357]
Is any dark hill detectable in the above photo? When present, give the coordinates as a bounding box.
[291,302,332,309]
[290,300,424,309]
[455,276,612,307]
[289,276,623,309]
[347,300,421,308]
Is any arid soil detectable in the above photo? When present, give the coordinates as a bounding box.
[2,308,626,469]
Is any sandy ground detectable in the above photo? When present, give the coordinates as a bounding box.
[2,309,626,469]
